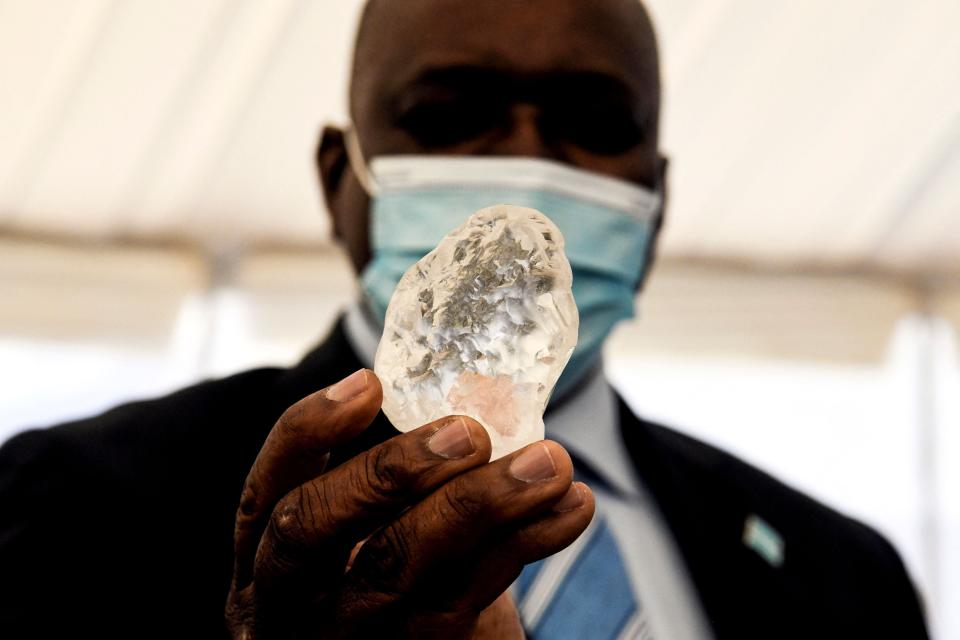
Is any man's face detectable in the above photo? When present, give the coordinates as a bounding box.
[318,0,666,275]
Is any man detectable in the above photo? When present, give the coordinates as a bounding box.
[0,1,930,638]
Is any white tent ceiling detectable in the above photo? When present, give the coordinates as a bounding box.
[0,0,958,278]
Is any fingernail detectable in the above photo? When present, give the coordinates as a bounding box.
[326,369,368,402]
[509,443,557,482]
[553,483,585,512]
[427,418,475,459]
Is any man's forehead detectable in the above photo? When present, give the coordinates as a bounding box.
[351,0,659,115]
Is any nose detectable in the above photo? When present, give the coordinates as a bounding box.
[489,104,559,161]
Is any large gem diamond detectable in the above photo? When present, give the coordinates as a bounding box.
[374,205,579,459]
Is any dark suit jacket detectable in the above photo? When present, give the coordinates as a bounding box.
[0,319,930,639]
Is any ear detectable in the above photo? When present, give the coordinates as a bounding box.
[316,125,349,240]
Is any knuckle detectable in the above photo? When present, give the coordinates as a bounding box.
[276,402,308,439]
[439,478,488,524]
[237,485,258,519]
[362,442,413,496]
[236,473,263,524]
[349,525,412,596]
[337,583,397,626]
[274,400,335,459]
[224,588,256,638]
[302,479,339,539]
[266,495,308,556]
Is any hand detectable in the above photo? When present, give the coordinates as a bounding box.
[225,368,595,639]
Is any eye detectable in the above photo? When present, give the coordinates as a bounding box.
[396,98,507,148]
[541,100,647,155]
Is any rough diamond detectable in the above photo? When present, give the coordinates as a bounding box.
[374,204,579,459]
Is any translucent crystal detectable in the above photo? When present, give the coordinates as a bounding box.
[375,204,579,459]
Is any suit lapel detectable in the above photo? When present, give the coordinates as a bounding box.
[617,398,789,638]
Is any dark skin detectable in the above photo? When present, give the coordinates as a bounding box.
[321,0,667,281]
[226,0,667,637]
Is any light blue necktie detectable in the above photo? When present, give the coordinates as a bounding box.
[514,514,652,639]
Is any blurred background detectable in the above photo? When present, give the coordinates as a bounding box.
[0,1,957,636]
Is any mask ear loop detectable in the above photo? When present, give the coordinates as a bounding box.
[344,125,379,197]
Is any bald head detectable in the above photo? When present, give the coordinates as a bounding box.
[350,0,661,153]
[352,0,660,86]
[318,0,667,273]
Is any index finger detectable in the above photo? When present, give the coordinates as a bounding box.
[233,368,382,589]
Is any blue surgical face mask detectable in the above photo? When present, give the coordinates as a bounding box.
[345,129,661,399]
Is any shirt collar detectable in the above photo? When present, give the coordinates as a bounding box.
[544,364,642,499]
